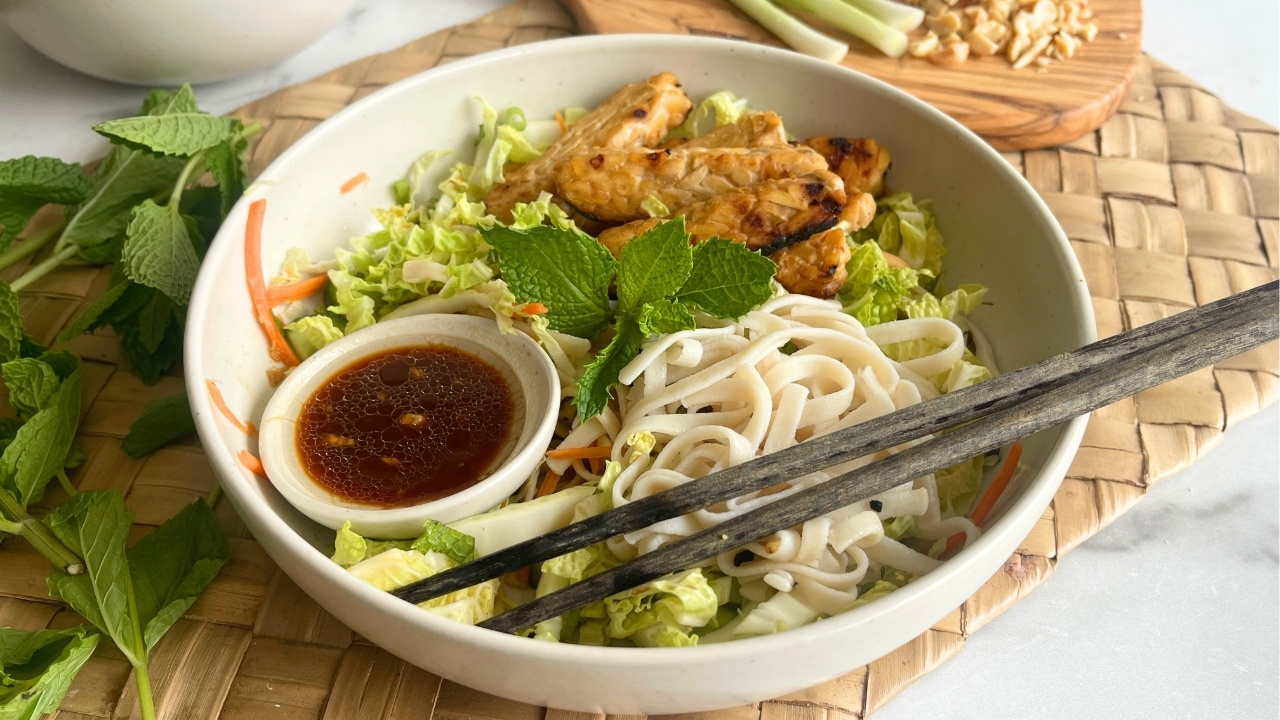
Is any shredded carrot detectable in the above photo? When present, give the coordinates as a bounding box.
[238,449,265,476]
[536,469,561,497]
[206,380,257,437]
[265,273,329,306]
[944,442,1024,556]
[340,171,370,194]
[545,445,612,460]
[587,456,603,475]
[518,302,548,316]
[506,567,531,587]
[554,110,567,134]
[244,199,301,367]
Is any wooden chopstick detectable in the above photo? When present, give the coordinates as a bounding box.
[391,281,1278,612]
[475,281,1277,633]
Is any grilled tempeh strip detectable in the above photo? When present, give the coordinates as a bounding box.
[665,111,788,149]
[801,137,892,196]
[553,145,829,223]
[770,227,853,298]
[597,171,863,257]
[482,73,691,222]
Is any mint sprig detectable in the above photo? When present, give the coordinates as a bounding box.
[484,218,777,420]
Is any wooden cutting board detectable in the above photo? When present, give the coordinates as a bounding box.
[561,0,1142,150]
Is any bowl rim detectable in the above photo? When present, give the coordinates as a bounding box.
[186,33,1095,664]
[257,312,561,534]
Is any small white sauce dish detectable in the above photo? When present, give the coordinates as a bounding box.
[257,313,560,539]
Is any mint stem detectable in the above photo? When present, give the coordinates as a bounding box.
[10,244,80,292]
[0,486,84,575]
[125,570,157,720]
[134,662,157,720]
[0,221,65,272]
[170,150,207,207]
[56,469,78,496]
[206,482,222,508]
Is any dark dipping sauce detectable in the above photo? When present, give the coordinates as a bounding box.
[296,345,514,508]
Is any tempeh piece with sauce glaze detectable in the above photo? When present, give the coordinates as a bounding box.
[597,170,874,252]
[770,227,853,298]
[801,137,892,196]
[553,145,829,223]
[482,73,692,222]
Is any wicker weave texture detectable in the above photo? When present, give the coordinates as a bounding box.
[0,2,1275,719]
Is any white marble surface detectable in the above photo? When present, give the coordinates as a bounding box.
[0,1,1276,718]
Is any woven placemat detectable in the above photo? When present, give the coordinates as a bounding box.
[1,1,1276,718]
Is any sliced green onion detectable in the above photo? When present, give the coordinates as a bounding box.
[500,106,528,131]
[844,0,924,32]
[727,0,849,63]
[775,0,909,57]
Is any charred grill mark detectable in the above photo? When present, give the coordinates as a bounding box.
[820,197,842,215]
[632,108,648,118]
[589,154,604,169]
[565,201,603,223]
[832,137,853,154]
[647,151,663,166]
[758,216,839,256]
[805,182,823,197]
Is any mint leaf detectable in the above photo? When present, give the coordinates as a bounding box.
[58,280,131,342]
[204,132,249,218]
[47,490,141,665]
[484,224,616,339]
[120,200,200,306]
[412,519,476,565]
[574,317,645,421]
[0,626,99,718]
[94,114,238,158]
[0,281,25,364]
[61,145,184,252]
[117,300,184,385]
[139,86,200,116]
[615,217,693,315]
[0,156,89,251]
[0,362,79,507]
[127,499,229,650]
[637,299,696,336]
[1,358,60,419]
[121,392,194,458]
[674,238,777,319]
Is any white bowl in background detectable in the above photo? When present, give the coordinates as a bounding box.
[258,313,561,539]
[186,35,1094,714]
[0,0,358,85]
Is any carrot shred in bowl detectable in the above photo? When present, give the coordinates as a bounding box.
[340,171,370,194]
[244,199,301,367]
[206,379,257,436]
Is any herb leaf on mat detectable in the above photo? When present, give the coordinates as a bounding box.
[0,283,26,364]
[120,199,200,306]
[0,363,81,508]
[0,156,89,251]
[93,114,239,158]
[126,499,228,649]
[0,626,99,719]
[46,490,137,663]
[47,492,229,712]
[121,393,195,459]
[1,358,61,419]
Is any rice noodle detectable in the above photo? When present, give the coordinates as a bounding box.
[550,294,981,636]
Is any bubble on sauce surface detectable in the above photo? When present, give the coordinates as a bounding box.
[296,345,514,507]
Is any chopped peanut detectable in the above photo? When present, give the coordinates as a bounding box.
[906,0,1097,69]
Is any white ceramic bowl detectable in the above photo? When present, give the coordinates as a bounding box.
[186,35,1094,714]
[0,0,358,85]
[257,313,560,539]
